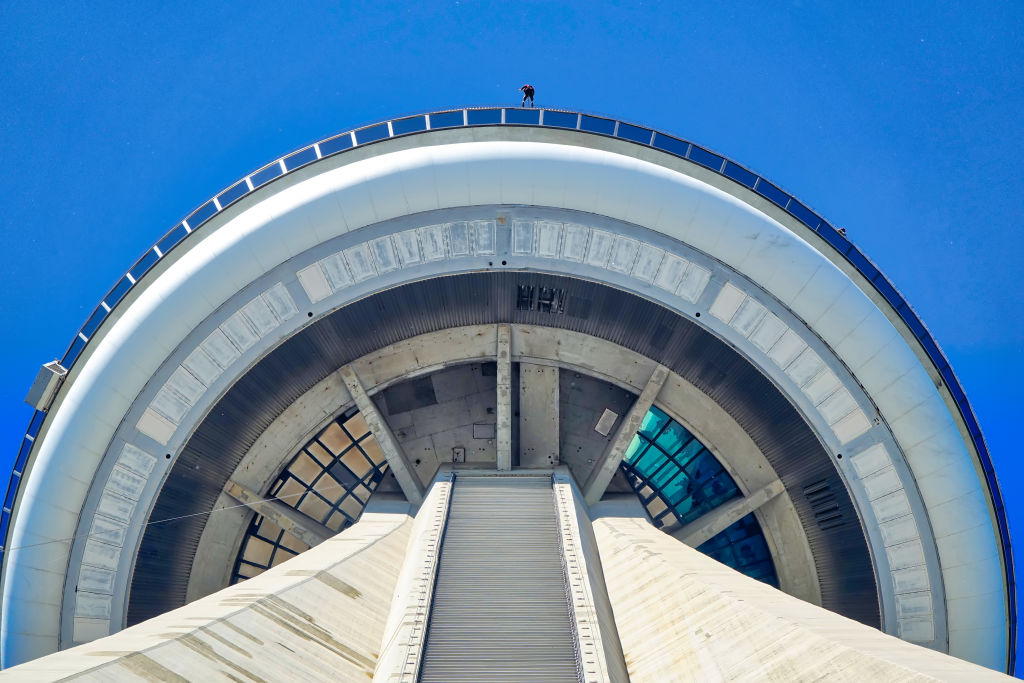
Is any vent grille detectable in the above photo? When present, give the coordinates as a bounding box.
[804,479,844,530]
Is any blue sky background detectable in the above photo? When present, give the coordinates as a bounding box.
[1,0,1022,665]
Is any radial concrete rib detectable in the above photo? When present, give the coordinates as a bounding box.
[496,324,512,471]
[339,364,424,505]
[552,470,630,683]
[223,479,335,547]
[0,510,413,682]
[519,362,560,467]
[591,513,1010,682]
[671,479,785,548]
[374,473,454,682]
[584,364,669,505]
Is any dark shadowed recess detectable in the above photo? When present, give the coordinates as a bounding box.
[128,271,878,628]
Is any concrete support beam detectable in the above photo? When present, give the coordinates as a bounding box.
[671,479,785,548]
[519,363,560,468]
[340,365,425,505]
[584,364,669,505]
[223,479,334,547]
[4,512,413,681]
[496,324,512,471]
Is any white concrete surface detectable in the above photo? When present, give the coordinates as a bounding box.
[0,509,412,681]
[592,513,1009,682]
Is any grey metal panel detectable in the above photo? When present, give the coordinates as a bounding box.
[129,272,878,629]
[419,475,578,682]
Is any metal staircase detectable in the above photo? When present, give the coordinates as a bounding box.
[418,474,580,682]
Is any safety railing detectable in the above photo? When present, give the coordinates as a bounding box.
[2,106,1013,669]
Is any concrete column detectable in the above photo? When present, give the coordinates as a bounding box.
[496,324,512,471]
[519,363,559,468]
[584,364,669,505]
[671,479,785,548]
[339,365,425,505]
[223,479,334,547]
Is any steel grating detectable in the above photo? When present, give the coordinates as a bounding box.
[418,475,579,682]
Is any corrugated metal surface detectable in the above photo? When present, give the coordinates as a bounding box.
[130,272,877,629]
[418,475,579,683]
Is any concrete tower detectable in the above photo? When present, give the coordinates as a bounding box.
[1,108,1015,680]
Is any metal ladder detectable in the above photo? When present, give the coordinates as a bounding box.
[418,475,580,682]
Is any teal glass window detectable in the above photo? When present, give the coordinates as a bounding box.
[620,406,779,587]
[698,514,779,587]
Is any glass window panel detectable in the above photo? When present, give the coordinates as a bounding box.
[298,494,331,522]
[242,537,273,567]
[755,178,790,208]
[234,410,386,582]
[674,438,703,468]
[634,448,669,479]
[287,453,322,485]
[652,132,689,157]
[327,511,348,532]
[278,532,309,555]
[157,223,189,255]
[284,147,317,171]
[542,110,577,129]
[687,145,724,171]
[392,115,427,135]
[255,517,282,542]
[187,201,217,227]
[355,123,389,144]
[579,115,616,135]
[359,435,385,466]
[351,484,372,503]
[339,495,364,520]
[662,472,692,506]
[651,460,681,489]
[312,473,343,501]
[328,460,361,489]
[645,496,668,519]
[466,108,501,125]
[217,179,249,207]
[723,161,758,189]
[617,122,652,144]
[638,406,669,439]
[306,441,333,466]
[270,549,293,568]
[129,249,159,282]
[428,110,464,129]
[505,108,540,125]
[344,413,370,439]
[275,477,306,507]
[655,421,692,457]
[251,163,283,188]
[319,422,352,455]
[341,447,373,478]
[318,134,353,156]
[623,434,645,462]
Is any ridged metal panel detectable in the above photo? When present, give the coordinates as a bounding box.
[129,272,878,629]
[419,476,579,683]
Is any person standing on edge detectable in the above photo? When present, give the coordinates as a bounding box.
[519,84,535,107]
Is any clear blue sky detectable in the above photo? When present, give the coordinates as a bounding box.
[2,0,1022,661]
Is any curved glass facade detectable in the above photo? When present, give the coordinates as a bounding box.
[620,406,779,587]
[232,410,389,583]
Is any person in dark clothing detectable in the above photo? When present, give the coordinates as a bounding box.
[519,84,535,107]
